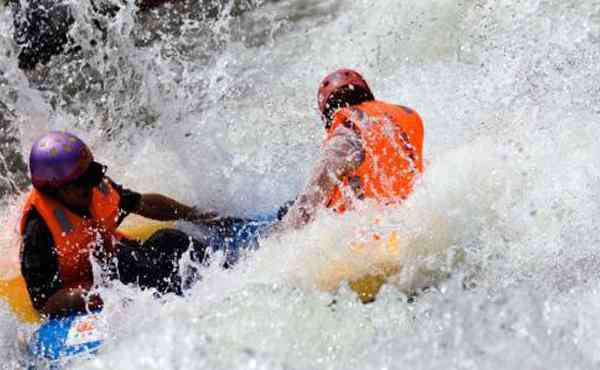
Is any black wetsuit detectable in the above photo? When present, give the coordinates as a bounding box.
[20,181,207,313]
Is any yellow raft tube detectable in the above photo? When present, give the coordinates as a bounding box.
[1,216,422,323]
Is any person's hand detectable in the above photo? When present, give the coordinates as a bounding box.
[185,207,220,224]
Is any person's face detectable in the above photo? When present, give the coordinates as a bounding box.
[56,182,94,210]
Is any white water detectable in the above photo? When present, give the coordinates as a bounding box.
[1,0,600,368]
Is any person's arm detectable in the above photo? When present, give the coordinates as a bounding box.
[135,193,217,222]
[280,125,364,230]
[107,178,218,224]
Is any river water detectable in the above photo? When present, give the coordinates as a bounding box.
[1,0,600,369]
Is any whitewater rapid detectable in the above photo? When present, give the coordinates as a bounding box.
[1,0,600,368]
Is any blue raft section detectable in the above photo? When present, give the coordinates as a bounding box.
[28,312,106,366]
[27,214,279,367]
[204,214,279,266]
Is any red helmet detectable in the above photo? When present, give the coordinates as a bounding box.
[317,69,373,119]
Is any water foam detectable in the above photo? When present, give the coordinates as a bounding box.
[1,0,600,368]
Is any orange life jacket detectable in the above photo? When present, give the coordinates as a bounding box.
[18,179,123,290]
[325,100,424,213]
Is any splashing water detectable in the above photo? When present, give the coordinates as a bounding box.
[1,0,600,368]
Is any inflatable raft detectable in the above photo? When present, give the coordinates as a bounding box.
[1,217,419,323]
[27,312,107,367]
[1,218,175,366]
[2,212,431,366]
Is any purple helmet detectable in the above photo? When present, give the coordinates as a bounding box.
[29,131,94,190]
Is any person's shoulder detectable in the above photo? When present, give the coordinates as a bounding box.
[376,100,423,125]
[330,120,361,140]
[103,177,142,214]
[325,122,364,160]
[366,100,417,115]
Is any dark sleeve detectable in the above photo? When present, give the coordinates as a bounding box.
[20,210,62,312]
[106,178,142,217]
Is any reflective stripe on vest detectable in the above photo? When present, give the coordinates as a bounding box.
[53,208,74,233]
